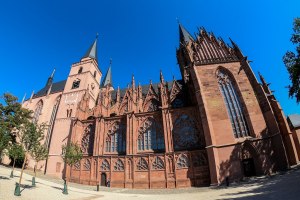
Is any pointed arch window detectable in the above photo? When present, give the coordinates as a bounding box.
[33,100,43,123]
[138,118,165,152]
[72,79,81,89]
[81,124,95,155]
[105,122,126,154]
[217,69,249,138]
[45,96,60,148]
[78,67,83,74]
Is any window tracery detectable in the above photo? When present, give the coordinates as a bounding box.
[152,157,164,170]
[100,159,110,171]
[83,159,91,170]
[33,100,43,123]
[172,114,201,150]
[217,69,249,138]
[144,99,159,112]
[72,79,81,89]
[114,159,124,171]
[105,122,126,153]
[137,118,164,151]
[176,154,189,169]
[137,157,148,171]
[74,161,80,170]
[193,153,207,167]
[81,124,95,155]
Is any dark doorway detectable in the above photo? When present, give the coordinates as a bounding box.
[101,173,107,186]
[242,158,256,177]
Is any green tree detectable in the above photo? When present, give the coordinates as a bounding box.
[8,143,24,178]
[0,93,32,160]
[61,142,83,195]
[14,122,46,196]
[30,144,48,186]
[283,18,300,103]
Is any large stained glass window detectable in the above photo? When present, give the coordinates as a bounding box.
[138,118,165,152]
[172,114,201,151]
[217,69,249,138]
[105,122,126,154]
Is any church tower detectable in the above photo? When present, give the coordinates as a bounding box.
[176,24,289,185]
[45,36,102,176]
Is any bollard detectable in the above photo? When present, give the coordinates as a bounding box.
[62,180,68,195]
[10,171,14,178]
[97,184,99,191]
[32,177,36,187]
[14,182,21,196]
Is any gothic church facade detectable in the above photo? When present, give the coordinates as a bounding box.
[22,24,300,188]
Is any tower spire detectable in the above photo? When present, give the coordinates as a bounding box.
[45,68,55,87]
[179,23,194,44]
[101,59,112,87]
[82,34,98,62]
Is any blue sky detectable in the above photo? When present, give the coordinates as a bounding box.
[0,0,299,115]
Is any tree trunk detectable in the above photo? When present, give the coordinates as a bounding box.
[12,158,16,173]
[18,154,27,185]
[34,162,38,178]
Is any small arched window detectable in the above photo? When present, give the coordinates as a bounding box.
[72,79,81,89]
[217,69,249,138]
[78,67,83,74]
[33,100,43,123]
[93,71,97,78]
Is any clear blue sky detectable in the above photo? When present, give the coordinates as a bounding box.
[0,0,299,115]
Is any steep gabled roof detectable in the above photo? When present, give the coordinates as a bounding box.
[288,114,300,129]
[82,38,98,61]
[34,80,66,98]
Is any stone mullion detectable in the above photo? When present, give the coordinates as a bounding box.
[93,119,100,156]
[126,114,131,155]
[164,154,168,188]
[99,118,105,155]
[148,154,151,189]
[161,109,170,153]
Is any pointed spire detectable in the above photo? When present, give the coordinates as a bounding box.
[30,90,34,102]
[179,23,194,44]
[21,93,26,104]
[45,68,55,87]
[101,59,112,87]
[82,34,98,61]
[132,74,135,89]
[160,70,165,83]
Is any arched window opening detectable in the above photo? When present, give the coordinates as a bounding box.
[217,69,249,138]
[114,159,124,171]
[100,159,110,171]
[176,154,189,169]
[78,67,83,74]
[137,118,164,152]
[45,96,60,148]
[81,124,95,155]
[93,71,97,78]
[33,100,43,123]
[105,122,126,154]
[136,157,148,171]
[152,157,164,170]
[172,114,201,151]
[72,79,81,89]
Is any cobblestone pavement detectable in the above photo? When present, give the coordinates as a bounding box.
[1,164,300,200]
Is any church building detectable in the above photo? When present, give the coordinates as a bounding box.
[22,24,300,188]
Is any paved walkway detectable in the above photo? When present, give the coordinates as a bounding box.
[0,164,300,200]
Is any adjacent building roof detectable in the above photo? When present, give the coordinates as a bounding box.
[288,114,300,129]
[34,80,66,98]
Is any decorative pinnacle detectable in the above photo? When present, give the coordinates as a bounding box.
[50,68,56,78]
[96,33,99,39]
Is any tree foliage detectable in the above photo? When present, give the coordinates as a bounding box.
[61,142,83,167]
[283,18,300,103]
[8,143,24,162]
[0,93,32,159]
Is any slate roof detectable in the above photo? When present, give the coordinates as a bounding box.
[179,24,194,44]
[33,80,66,98]
[82,38,98,61]
[288,114,300,129]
